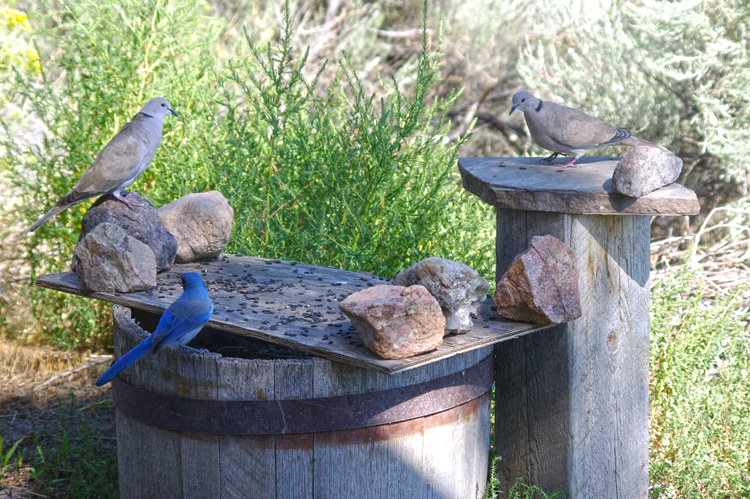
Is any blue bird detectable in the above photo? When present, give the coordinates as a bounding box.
[96,272,213,387]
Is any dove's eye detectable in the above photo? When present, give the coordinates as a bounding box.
[521,98,526,102]
[161,103,165,107]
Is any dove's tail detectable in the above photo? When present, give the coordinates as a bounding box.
[621,135,670,153]
[26,205,69,234]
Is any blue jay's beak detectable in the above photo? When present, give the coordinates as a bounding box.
[509,104,518,116]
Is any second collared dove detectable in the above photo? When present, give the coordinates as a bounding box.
[27,97,178,233]
[509,90,665,168]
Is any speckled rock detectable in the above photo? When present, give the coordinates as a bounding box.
[76,193,176,271]
[73,222,156,292]
[612,146,683,197]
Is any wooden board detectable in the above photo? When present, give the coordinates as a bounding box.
[36,254,552,374]
[458,156,700,216]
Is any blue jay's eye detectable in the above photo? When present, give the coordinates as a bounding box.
[521,98,526,102]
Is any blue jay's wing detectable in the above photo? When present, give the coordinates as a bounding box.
[150,296,214,351]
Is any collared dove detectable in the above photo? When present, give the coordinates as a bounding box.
[509,90,665,168]
[27,97,178,233]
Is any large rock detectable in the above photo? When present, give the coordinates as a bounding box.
[494,235,581,325]
[339,284,445,360]
[73,222,157,292]
[76,193,176,271]
[394,257,490,334]
[157,191,233,263]
[612,146,683,197]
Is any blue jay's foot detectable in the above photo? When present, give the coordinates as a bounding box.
[185,346,211,356]
[114,191,147,209]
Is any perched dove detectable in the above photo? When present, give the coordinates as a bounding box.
[27,97,178,232]
[509,90,665,168]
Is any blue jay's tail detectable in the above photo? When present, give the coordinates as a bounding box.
[96,337,155,387]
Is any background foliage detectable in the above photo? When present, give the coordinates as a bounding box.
[2,0,750,497]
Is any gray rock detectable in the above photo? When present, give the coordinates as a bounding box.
[612,146,683,197]
[394,257,490,334]
[157,191,234,263]
[73,222,157,292]
[339,284,445,360]
[76,192,177,271]
[494,235,581,325]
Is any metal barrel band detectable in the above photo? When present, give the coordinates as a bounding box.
[112,353,494,435]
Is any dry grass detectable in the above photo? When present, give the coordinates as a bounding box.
[651,206,750,324]
[0,337,114,499]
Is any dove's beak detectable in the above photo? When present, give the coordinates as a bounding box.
[509,105,518,116]
[169,108,178,117]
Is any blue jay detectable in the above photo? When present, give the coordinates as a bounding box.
[96,272,213,387]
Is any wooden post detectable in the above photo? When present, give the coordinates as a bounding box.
[459,157,699,498]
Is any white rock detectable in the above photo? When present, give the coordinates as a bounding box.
[394,257,490,334]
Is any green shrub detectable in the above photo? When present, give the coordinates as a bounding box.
[209,11,492,276]
[649,269,750,497]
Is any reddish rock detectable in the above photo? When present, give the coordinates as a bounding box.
[394,257,490,334]
[339,284,445,359]
[612,146,683,197]
[494,235,581,325]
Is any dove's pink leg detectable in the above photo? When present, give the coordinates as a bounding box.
[559,156,579,168]
[113,191,146,209]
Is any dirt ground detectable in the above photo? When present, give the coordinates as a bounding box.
[0,338,116,498]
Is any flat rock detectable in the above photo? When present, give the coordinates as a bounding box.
[339,284,445,360]
[76,192,177,271]
[157,191,234,263]
[73,222,157,292]
[612,146,683,198]
[457,157,699,216]
[394,257,490,334]
[494,235,581,325]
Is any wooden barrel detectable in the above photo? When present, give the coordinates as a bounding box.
[110,305,493,499]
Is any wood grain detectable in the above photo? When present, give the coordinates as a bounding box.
[459,156,700,216]
[36,254,551,374]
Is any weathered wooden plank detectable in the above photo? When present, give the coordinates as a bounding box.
[36,255,550,374]
[493,211,650,498]
[459,156,700,216]
[113,307,184,499]
[274,359,314,499]
[216,357,276,499]
[174,338,222,499]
